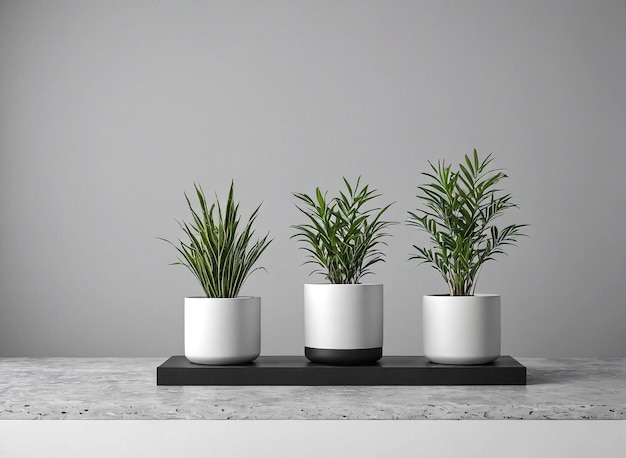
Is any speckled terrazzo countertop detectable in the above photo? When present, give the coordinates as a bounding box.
[0,358,623,420]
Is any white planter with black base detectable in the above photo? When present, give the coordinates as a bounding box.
[423,294,500,365]
[304,283,383,365]
[185,296,261,365]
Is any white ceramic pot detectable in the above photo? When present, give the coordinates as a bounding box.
[184,296,261,365]
[304,283,383,364]
[423,294,501,365]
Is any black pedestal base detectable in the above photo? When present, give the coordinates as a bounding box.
[157,355,527,386]
[305,347,382,365]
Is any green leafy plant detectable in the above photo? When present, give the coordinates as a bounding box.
[291,177,394,284]
[160,182,272,298]
[407,150,527,296]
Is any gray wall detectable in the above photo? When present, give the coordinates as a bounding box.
[1,0,624,357]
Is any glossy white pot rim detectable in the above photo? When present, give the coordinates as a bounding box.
[423,293,500,298]
[305,283,382,287]
[185,296,259,300]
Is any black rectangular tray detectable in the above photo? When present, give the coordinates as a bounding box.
[157,355,526,386]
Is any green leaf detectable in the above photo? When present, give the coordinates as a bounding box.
[292,178,395,284]
[407,150,528,295]
[160,182,272,298]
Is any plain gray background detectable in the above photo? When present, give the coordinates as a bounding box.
[0,0,624,357]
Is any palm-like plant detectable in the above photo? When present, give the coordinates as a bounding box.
[407,150,527,296]
[161,182,272,298]
[292,177,394,284]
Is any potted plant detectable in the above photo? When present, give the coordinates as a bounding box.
[161,182,272,365]
[407,150,527,365]
[292,177,394,365]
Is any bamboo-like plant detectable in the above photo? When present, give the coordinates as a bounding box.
[161,182,272,298]
[407,150,527,296]
[292,177,394,284]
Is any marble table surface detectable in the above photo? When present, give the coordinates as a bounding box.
[0,357,623,420]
